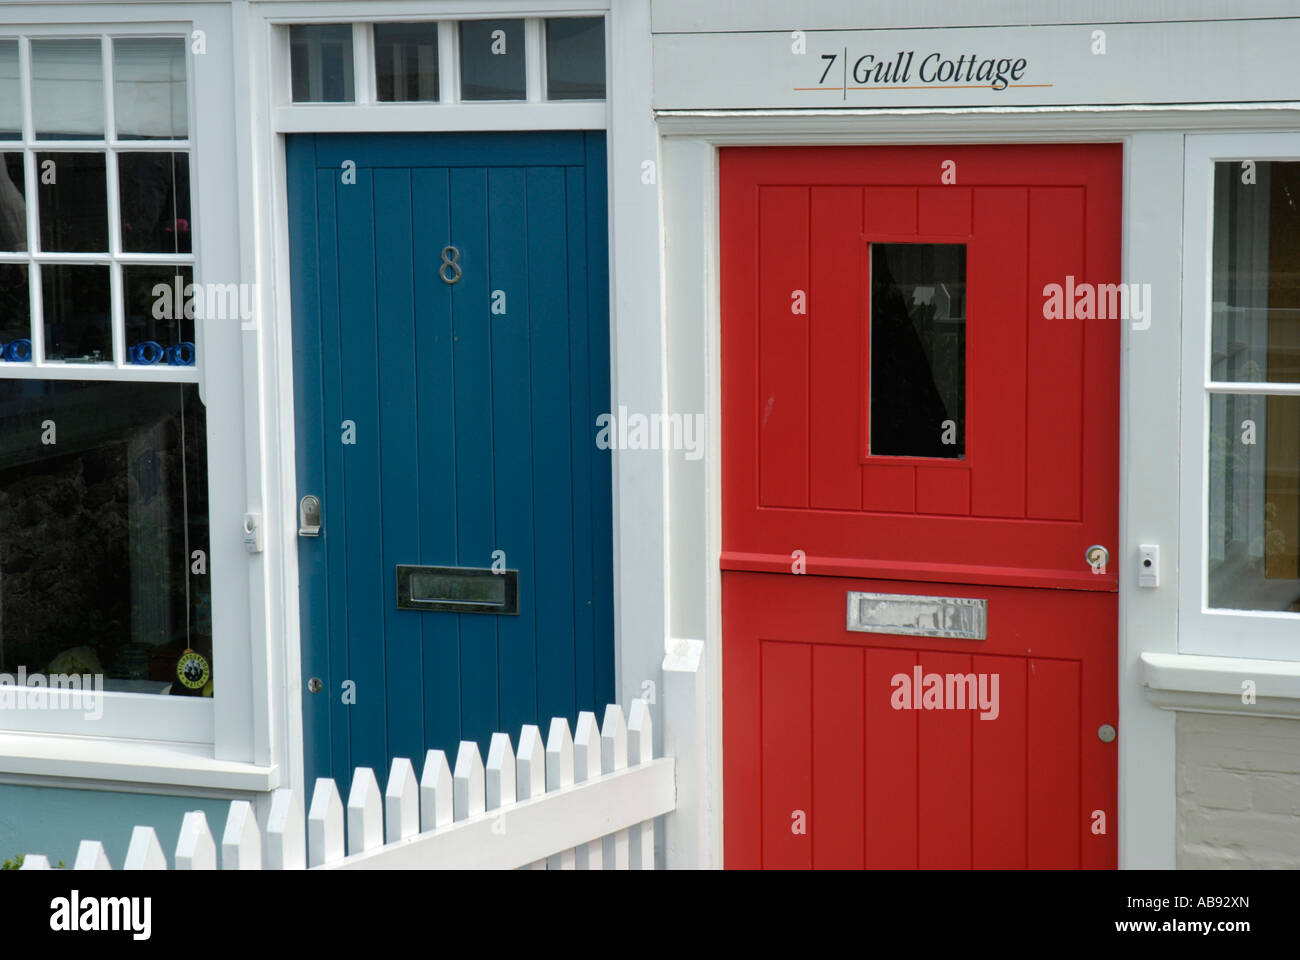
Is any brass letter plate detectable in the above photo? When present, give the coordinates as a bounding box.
[397,565,519,615]
[846,591,986,640]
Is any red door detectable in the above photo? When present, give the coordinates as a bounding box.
[721,144,1121,868]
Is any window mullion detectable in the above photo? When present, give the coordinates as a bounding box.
[19,35,44,365]
[102,35,128,369]
[352,22,373,104]
[438,20,458,104]
[525,18,544,102]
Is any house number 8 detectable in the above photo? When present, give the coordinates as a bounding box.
[440,245,462,284]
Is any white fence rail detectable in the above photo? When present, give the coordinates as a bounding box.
[19,701,672,871]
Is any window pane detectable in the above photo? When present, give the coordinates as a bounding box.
[375,22,439,102]
[0,380,212,696]
[0,264,31,359]
[869,243,967,458]
[290,25,355,103]
[459,19,525,101]
[31,39,105,140]
[1212,161,1300,384]
[123,265,195,364]
[119,152,191,253]
[545,18,605,100]
[37,152,108,252]
[0,40,19,139]
[41,264,110,363]
[0,152,27,251]
[114,38,188,140]
[1208,392,1300,612]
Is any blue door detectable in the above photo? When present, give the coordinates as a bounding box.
[287,132,614,788]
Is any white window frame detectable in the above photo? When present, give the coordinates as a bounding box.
[1180,132,1300,661]
[266,2,610,133]
[0,9,272,792]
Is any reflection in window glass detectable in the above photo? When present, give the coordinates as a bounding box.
[0,381,212,695]
[31,39,105,140]
[869,243,967,458]
[0,153,26,251]
[1208,393,1300,612]
[0,264,30,356]
[1212,161,1300,384]
[545,18,605,100]
[290,24,355,103]
[0,40,19,139]
[459,20,525,101]
[37,152,107,252]
[119,152,191,253]
[114,38,188,140]
[42,264,111,362]
[375,22,439,102]
[123,265,195,364]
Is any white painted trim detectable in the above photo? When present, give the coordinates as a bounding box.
[525,17,543,102]
[274,100,606,132]
[659,135,721,866]
[0,364,200,382]
[650,0,1300,33]
[437,18,459,104]
[1179,132,1300,662]
[1143,652,1300,698]
[1118,132,1183,870]
[253,0,609,20]
[605,0,666,791]
[656,105,1300,142]
[247,1,307,823]
[0,691,210,743]
[0,731,278,792]
[352,21,374,104]
[1142,652,1300,719]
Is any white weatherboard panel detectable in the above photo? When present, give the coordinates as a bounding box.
[652,18,1300,110]
[650,0,1300,33]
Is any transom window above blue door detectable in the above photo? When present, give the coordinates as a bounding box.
[287,17,606,105]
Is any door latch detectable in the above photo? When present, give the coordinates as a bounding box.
[299,495,322,537]
[1085,544,1109,575]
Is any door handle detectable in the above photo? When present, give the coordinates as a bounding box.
[299,495,322,537]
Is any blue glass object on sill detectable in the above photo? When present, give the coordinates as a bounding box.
[0,338,31,361]
[129,340,165,364]
[129,340,194,365]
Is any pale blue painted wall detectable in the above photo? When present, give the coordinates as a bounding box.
[0,784,231,868]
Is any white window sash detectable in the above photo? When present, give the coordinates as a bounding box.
[1180,132,1300,661]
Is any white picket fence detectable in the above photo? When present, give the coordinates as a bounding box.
[19,700,673,870]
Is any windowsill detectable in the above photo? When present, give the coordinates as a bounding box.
[0,731,279,794]
[1141,651,1300,719]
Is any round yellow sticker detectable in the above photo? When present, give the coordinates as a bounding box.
[177,650,211,690]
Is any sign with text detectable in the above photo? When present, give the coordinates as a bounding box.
[652,18,1300,110]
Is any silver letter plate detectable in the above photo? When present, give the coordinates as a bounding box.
[846,591,986,640]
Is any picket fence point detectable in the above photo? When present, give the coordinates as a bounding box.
[307,777,344,867]
[420,749,453,833]
[74,840,111,871]
[222,799,262,870]
[124,825,167,870]
[385,757,420,844]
